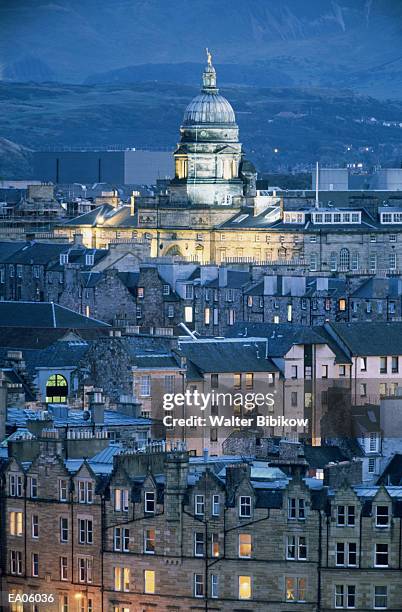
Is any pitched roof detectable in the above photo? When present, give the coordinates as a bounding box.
[226,323,350,363]
[20,340,91,375]
[6,407,151,429]
[0,241,26,263]
[62,204,114,227]
[351,277,401,299]
[0,301,110,329]
[206,270,251,289]
[329,321,402,356]
[3,242,71,265]
[179,340,278,373]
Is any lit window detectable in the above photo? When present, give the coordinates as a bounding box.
[9,512,23,536]
[184,306,193,323]
[239,533,251,558]
[144,570,155,594]
[45,373,68,404]
[245,373,254,389]
[238,576,251,600]
[211,533,220,557]
[114,567,130,592]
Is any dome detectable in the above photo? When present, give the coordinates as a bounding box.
[183,93,236,126]
[182,54,236,126]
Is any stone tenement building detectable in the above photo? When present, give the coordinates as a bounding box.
[1,440,402,612]
[50,55,402,274]
[2,240,402,332]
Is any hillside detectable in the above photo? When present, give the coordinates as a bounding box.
[2,81,402,177]
[1,1,402,97]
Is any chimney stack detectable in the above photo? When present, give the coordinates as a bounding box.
[87,388,105,425]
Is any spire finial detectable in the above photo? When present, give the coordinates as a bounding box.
[206,48,212,66]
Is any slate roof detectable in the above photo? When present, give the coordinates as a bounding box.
[17,340,91,375]
[329,321,402,356]
[3,242,71,265]
[0,301,110,329]
[0,328,107,349]
[377,454,402,486]
[351,277,401,299]
[48,248,108,271]
[0,241,26,263]
[206,270,251,289]
[79,271,104,288]
[6,407,151,429]
[226,323,351,363]
[134,355,179,369]
[179,340,278,373]
[219,205,389,234]
[62,204,114,227]
[118,272,140,295]
[304,445,348,469]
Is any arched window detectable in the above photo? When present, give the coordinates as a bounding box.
[339,248,350,270]
[46,374,68,403]
[330,252,337,271]
[165,245,182,257]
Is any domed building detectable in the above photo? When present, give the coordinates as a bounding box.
[60,53,259,262]
[169,53,255,207]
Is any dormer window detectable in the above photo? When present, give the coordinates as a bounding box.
[375,505,390,528]
[239,496,252,518]
[60,253,69,265]
[145,491,155,514]
[9,474,23,497]
[78,480,93,504]
[85,253,95,266]
[115,488,129,512]
[195,494,205,516]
